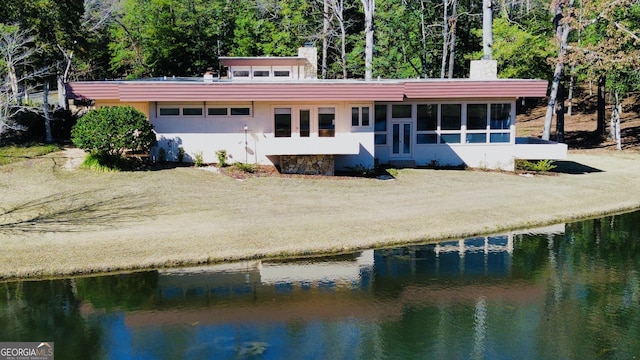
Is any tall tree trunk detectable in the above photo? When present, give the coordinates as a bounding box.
[542,0,574,141]
[441,0,449,78]
[361,0,375,81]
[322,0,329,79]
[567,73,574,116]
[340,20,347,79]
[555,81,565,143]
[611,91,622,150]
[482,0,493,59]
[7,63,19,100]
[420,0,429,77]
[43,82,53,144]
[596,74,606,135]
[447,0,458,79]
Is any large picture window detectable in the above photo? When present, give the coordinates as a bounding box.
[441,104,461,130]
[416,104,438,144]
[490,103,511,130]
[274,108,292,137]
[318,107,335,137]
[467,104,487,130]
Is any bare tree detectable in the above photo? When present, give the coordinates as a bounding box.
[330,0,353,78]
[0,25,47,142]
[447,0,459,79]
[542,0,574,141]
[322,0,331,79]
[360,0,375,80]
[440,0,449,78]
[82,0,123,32]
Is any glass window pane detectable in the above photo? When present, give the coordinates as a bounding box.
[352,107,359,126]
[183,107,203,116]
[441,134,461,144]
[159,108,180,116]
[392,104,412,118]
[233,71,249,77]
[467,104,487,130]
[318,107,335,137]
[491,103,512,129]
[274,70,290,77]
[375,105,387,131]
[375,134,386,145]
[275,108,291,137]
[490,133,511,143]
[208,108,228,116]
[417,133,437,144]
[231,107,250,116]
[441,104,461,130]
[417,104,437,131]
[253,70,269,77]
[403,123,411,153]
[392,124,400,153]
[362,107,370,126]
[300,110,310,137]
[466,133,487,143]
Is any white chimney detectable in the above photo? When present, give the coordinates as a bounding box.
[298,44,318,79]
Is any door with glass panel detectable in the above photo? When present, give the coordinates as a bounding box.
[298,109,310,137]
[391,122,412,157]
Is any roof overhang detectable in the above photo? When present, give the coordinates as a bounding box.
[67,79,549,103]
[403,79,548,99]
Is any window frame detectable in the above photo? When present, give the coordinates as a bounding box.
[205,106,252,117]
[351,105,371,128]
[318,107,336,137]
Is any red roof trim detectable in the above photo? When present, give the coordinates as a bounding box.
[404,80,548,99]
[67,79,549,102]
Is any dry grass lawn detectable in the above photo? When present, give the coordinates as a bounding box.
[1,148,640,280]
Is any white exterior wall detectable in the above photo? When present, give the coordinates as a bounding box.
[150,101,375,170]
[373,99,568,170]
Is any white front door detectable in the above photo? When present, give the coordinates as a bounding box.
[391,122,412,157]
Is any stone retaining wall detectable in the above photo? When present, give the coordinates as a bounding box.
[280,155,335,175]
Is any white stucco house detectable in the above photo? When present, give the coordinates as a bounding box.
[66,46,567,175]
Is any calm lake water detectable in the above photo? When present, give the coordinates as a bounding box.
[2,211,640,359]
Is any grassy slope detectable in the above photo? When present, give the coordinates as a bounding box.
[1,149,640,280]
[0,144,60,165]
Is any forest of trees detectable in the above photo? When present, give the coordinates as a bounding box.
[0,0,639,144]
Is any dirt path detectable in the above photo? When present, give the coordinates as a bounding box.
[61,147,86,170]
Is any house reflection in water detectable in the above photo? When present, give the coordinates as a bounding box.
[126,227,559,329]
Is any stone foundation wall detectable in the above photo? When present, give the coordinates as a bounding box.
[280,155,335,175]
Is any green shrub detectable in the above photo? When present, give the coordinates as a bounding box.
[193,152,204,167]
[71,106,156,158]
[233,162,256,173]
[516,159,557,172]
[216,149,228,167]
[80,153,135,172]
